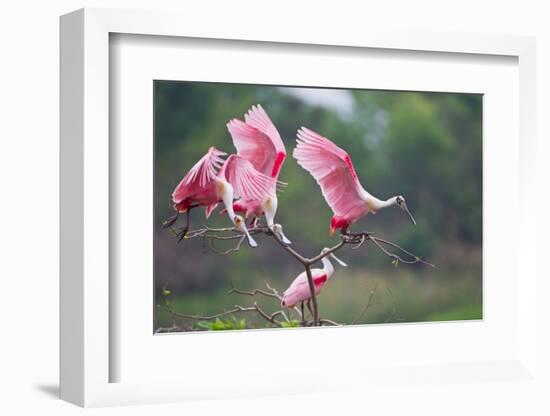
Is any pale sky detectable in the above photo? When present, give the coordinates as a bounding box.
[278,87,355,120]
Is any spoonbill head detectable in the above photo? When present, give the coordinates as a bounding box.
[212,178,259,247]
[293,127,416,236]
[232,213,257,247]
[395,195,416,225]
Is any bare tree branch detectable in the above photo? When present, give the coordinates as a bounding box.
[369,236,435,267]
[227,285,280,301]
[165,221,434,327]
[228,282,301,321]
[160,302,285,328]
[161,280,383,330]
[209,235,247,255]
[304,265,319,326]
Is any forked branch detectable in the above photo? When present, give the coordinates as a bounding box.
[166,222,433,327]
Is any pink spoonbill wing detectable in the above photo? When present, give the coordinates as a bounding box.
[223,154,277,202]
[227,104,286,180]
[293,127,367,217]
[172,146,226,204]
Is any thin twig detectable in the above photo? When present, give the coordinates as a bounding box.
[228,283,300,322]
[307,240,346,265]
[209,235,246,255]
[383,287,399,323]
[161,300,285,327]
[163,306,242,321]
[352,282,379,324]
[228,285,280,299]
[155,324,188,333]
[370,236,435,267]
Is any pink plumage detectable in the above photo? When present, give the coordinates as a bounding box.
[281,270,328,308]
[172,147,274,218]
[293,127,371,235]
[228,104,286,180]
[172,146,226,216]
[171,147,275,217]
[281,247,346,308]
[220,154,276,202]
[226,105,286,216]
[226,106,291,245]
[165,145,276,248]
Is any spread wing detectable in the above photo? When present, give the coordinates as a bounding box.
[227,104,286,179]
[223,155,276,202]
[172,146,226,203]
[293,127,366,217]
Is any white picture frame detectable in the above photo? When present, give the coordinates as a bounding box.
[60,7,538,408]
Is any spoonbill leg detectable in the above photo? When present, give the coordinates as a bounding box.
[176,208,193,243]
[306,299,314,321]
[162,211,179,228]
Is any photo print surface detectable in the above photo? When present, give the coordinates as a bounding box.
[154,81,482,333]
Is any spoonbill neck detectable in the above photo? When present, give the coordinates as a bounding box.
[218,180,236,223]
[321,256,334,278]
[262,195,278,227]
[367,194,397,210]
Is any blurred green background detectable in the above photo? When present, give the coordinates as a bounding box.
[154,81,482,332]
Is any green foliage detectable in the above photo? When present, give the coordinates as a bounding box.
[426,303,482,321]
[196,316,248,331]
[281,319,301,328]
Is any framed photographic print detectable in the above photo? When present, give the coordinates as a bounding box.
[60,7,538,408]
[152,81,478,335]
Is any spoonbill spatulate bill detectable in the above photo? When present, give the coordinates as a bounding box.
[163,146,275,247]
[226,105,291,245]
[281,248,347,315]
[293,127,416,236]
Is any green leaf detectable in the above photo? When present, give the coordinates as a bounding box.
[211,318,226,330]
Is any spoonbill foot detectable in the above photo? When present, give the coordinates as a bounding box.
[176,227,189,243]
[271,224,292,245]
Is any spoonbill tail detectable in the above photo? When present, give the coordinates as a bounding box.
[293,127,416,236]
[281,248,347,317]
[163,146,275,247]
[226,105,291,245]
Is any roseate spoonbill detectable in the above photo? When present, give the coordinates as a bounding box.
[226,105,291,245]
[281,248,347,317]
[163,146,275,247]
[293,127,416,236]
